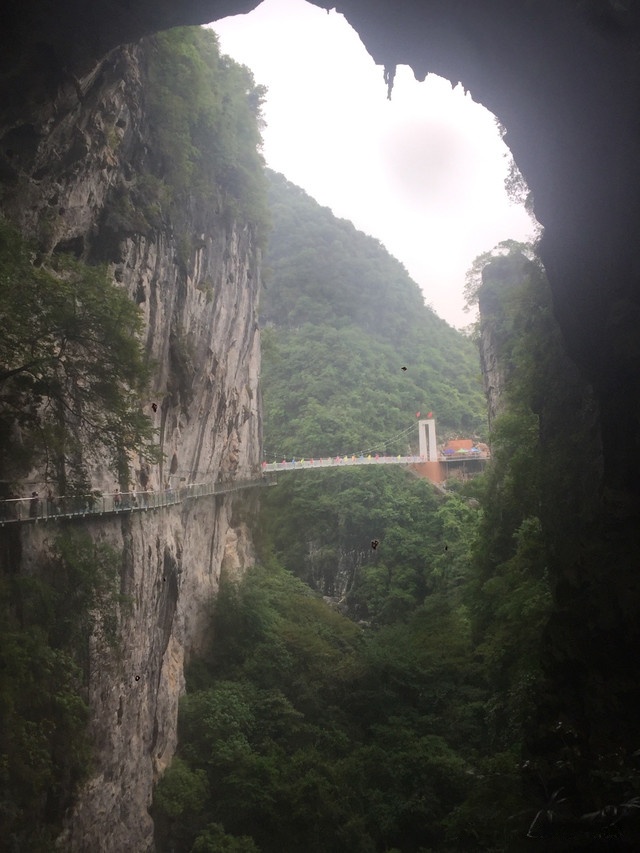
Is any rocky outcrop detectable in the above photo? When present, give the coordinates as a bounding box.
[18,498,256,852]
[1,40,262,851]
[477,332,505,435]
[477,254,532,428]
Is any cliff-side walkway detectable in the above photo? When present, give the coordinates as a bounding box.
[1,450,491,525]
[0,477,273,525]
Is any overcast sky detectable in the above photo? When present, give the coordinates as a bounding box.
[211,0,536,329]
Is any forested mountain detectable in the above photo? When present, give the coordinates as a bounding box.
[255,170,488,613]
[260,171,486,459]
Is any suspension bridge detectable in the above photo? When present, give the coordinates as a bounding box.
[0,420,488,525]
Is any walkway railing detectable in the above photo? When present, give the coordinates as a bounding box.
[262,451,488,472]
[263,455,423,472]
[0,476,272,526]
[2,450,490,525]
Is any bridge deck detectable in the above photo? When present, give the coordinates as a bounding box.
[2,452,489,525]
[263,452,488,472]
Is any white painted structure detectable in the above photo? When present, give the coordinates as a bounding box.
[418,418,438,461]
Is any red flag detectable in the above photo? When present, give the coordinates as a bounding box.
[416,412,420,418]
[427,411,433,419]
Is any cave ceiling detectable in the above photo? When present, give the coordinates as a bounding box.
[3,0,640,491]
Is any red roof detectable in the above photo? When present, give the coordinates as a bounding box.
[445,439,474,451]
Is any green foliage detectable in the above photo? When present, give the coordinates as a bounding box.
[466,247,587,758]
[261,171,486,459]
[0,218,158,490]
[259,465,446,621]
[0,530,125,849]
[143,28,269,246]
[467,247,631,819]
[191,823,260,852]
[157,385,555,851]
[154,559,490,852]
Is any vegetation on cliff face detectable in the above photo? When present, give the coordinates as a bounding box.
[476,251,640,841]
[0,218,157,492]
[463,247,640,847]
[0,25,272,848]
[0,531,126,850]
[116,27,270,248]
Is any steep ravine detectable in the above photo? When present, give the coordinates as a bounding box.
[1,40,263,851]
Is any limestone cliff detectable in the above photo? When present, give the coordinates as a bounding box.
[477,254,534,429]
[1,38,263,851]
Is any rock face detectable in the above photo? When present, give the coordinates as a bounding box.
[1,41,262,851]
[19,499,256,852]
[0,39,263,489]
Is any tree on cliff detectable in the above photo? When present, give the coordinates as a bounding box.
[143,27,269,247]
[0,218,158,491]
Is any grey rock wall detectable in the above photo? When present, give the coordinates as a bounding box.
[1,41,262,852]
[477,310,507,433]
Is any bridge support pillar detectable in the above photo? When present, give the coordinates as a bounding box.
[418,419,438,461]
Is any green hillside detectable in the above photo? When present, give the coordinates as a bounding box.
[260,171,485,460]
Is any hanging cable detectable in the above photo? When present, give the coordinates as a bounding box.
[263,420,420,460]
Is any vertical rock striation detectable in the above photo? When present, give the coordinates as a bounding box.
[1,40,263,851]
